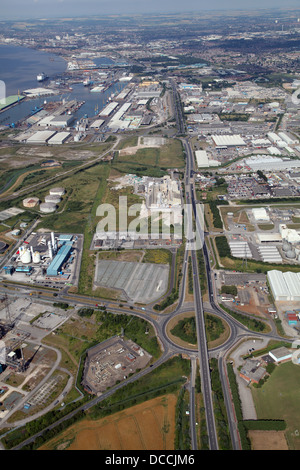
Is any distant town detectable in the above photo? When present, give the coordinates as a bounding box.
[0,8,300,452]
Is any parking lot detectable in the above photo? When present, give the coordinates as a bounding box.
[94,259,169,303]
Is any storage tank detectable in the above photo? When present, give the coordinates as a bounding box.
[45,194,61,204]
[286,249,296,259]
[282,242,290,252]
[20,247,31,264]
[23,197,40,208]
[40,202,57,213]
[49,187,65,196]
[32,251,41,263]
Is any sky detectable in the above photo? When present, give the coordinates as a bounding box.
[1,0,300,20]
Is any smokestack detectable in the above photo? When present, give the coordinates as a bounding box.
[48,241,53,259]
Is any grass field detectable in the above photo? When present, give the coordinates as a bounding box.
[251,361,300,450]
[142,249,172,265]
[39,393,178,450]
[112,138,185,177]
[35,162,110,234]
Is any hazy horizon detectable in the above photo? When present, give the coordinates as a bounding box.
[1,0,300,21]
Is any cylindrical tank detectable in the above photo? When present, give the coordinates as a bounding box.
[20,247,31,264]
[49,187,65,196]
[286,249,296,259]
[45,194,61,204]
[40,202,57,213]
[282,242,290,252]
[23,197,40,208]
[32,251,41,263]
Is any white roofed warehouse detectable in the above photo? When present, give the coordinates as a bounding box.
[267,270,300,302]
[212,135,246,147]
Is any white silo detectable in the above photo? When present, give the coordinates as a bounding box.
[33,251,41,263]
[20,247,31,264]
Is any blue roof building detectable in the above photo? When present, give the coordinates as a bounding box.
[47,242,72,276]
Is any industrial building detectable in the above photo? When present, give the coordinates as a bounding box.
[267,270,300,302]
[277,131,298,145]
[46,241,73,277]
[37,115,74,128]
[195,150,221,168]
[257,245,282,263]
[239,359,266,384]
[252,207,270,222]
[47,132,71,145]
[99,101,119,117]
[26,131,57,144]
[279,224,300,244]
[212,135,246,147]
[268,347,292,363]
[256,233,282,243]
[244,155,300,171]
[90,119,104,129]
[229,240,253,259]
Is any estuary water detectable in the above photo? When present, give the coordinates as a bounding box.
[0,44,126,126]
[0,44,67,96]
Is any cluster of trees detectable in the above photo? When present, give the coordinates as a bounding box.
[221,285,238,296]
[210,358,232,450]
[53,302,69,310]
[94,310,160,359]
[174,388,191,450]
[171,317,197,345]
[208,200,228,229]
[197,249,207,294]
[215,236,231,258]
[205,314,225,343]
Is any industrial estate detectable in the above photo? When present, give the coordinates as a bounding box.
[0,7,300,453]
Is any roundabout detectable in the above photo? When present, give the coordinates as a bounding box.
[164,310,231,352]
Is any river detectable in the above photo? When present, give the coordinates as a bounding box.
[0,44,126,126]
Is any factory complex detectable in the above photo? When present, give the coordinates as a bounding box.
[2,231,83,287]
[10,77,166,146]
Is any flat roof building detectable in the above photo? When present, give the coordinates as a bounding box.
[212,135,246,147]
[269,347,292,363]
[48,132,71,145]
[26,130,56,144]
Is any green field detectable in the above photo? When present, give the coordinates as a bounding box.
[35,162,110,234]
[251,361,300,450]
[112,138,185,177]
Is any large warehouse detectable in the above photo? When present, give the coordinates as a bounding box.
[195,150,221,168]
[267,270,300,301]
[47,241,73,276]
[26,130,56,144]
[212,135,246,147]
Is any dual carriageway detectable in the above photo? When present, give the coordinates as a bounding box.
[0,81,290,451]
